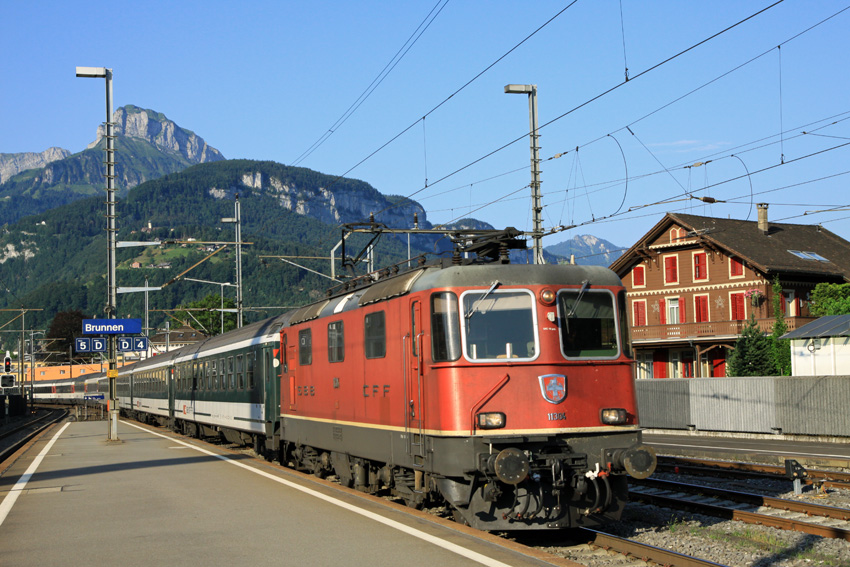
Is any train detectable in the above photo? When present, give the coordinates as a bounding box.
[32,241,656,530]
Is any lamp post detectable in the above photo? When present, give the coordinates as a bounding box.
[76,65,119,441]
[504,84,544,264]
[183,278,237,334]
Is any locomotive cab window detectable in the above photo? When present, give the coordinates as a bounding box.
[364,311,386,359]
[328,321,344,363]
[299,329,312,365]
[558,289,620,359]
[431,292,461,362]
[461,289,538,361]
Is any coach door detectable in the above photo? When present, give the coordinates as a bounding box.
[283,332,298,412]
[405,300,425,459]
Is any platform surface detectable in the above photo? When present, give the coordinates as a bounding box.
[0,420,568,567]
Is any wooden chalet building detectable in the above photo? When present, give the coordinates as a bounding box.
[610,205,850,379]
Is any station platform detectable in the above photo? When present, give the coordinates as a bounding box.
[0,420,574,567]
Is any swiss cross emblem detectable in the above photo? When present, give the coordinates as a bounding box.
[539,374,566,404]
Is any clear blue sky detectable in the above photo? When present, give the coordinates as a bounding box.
[2,1,849,251]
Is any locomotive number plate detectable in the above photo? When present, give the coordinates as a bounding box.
[547,412,567,421]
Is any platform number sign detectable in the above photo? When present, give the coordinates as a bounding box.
[75,338,107,352]
[118,336,148,352]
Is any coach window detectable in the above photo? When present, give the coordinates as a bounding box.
[247,353,255,389]
[364,311,386,359]
[461,289,537,361]
[220,358,227,390]
[228,356,235,389]
[328,321,344,363]
[236,354,244,390]
[558,289,619,359]
[299,329,313,365]
[431,292,461,362]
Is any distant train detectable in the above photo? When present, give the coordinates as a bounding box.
[34,251,656,530]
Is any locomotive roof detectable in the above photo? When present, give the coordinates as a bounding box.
[410,262,623,291]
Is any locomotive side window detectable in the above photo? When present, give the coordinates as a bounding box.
[327,321,344,363]
[461,290,538,361]
[299,329,313,365]
[431,292,461,362]
[364,311,386,359]
[557,289,620,359]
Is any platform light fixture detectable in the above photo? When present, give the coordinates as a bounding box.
[76,65,119,441]
[504,84,544,265]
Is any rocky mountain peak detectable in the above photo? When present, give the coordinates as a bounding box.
[0,147,71,184]
[87,105,224,164]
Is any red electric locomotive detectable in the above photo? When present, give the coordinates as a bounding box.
[278,237,656,530]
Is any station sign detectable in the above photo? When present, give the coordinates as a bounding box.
[82,318,142,335]
[75,337,107,352]
[118,336,148,352]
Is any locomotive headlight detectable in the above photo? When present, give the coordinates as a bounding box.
[600,408,627,425]
[477,412,506,429]
[539,288,556,305]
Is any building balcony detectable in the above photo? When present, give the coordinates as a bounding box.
[630,317,818,343]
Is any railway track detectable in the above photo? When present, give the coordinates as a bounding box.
[0,409,67,466]
[570,528,729,567]
[657,455,850,490]
[630,477,850,541]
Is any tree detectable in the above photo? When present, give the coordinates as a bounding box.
[173,294,236,336]
[727,314,775,377]
[46,310,91,363]
[810,282,850,316]
[769,277,791,376]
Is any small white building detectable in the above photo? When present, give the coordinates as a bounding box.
[783,315,850,376]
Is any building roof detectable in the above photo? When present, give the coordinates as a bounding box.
[610,211,850,282]
[149,324,207,345]
[781,314,850,339]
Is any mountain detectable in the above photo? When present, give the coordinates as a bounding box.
[544,234,626,267]
[0,147,71,184]
[0,105,224,225]
[0,159,436,347]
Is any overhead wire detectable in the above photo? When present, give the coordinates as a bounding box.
[321,1,579,204]
[291,0,450,166]
[373,1,785,222]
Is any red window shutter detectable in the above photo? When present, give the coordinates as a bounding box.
[795,297,801,316]
[679,297,686,323]
[664,256,678,283]
[731,293,745,320]
[633,266,645,286]
[696,296,708,323]
[730,257,743,276]
[780,292,787,315]
[659,299,666,324]
[633,302,646,326]
[694,253,706,279]
[653,350,668,379]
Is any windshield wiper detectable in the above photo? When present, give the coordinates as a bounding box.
[465,280,500,319]
[566,279,590,318]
